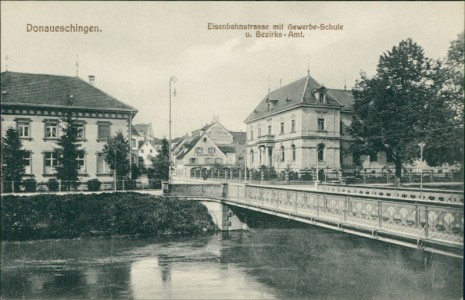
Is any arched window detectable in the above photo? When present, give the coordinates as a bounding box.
[291,144,296,161]
[317,143,325,161]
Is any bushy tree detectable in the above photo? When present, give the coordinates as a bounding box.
[1,128,28,192]
[102,132,130,180]
[55,114,84,190]
[148,138,170,181]
[350,39,441,185]
[422,32,464,170]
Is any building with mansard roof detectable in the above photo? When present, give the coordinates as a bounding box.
[245,74,361,177]
[1,71,137,184]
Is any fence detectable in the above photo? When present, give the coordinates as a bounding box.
[187,167,462,185]
[1,179,162,194]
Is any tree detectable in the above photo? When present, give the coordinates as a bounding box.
[1,128,28,192]
[147,138,169,181]
[55,114,84,190]
[102,132,130,180]
[422,32,464,171]
[349,39,441,185]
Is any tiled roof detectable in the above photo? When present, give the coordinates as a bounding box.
[245,75,351,122]
[1,71,137,113]
[175,136,201,160]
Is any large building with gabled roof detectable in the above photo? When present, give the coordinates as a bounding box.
[1,71,137,184]
[245,74,356,176]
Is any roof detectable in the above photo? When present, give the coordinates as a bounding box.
[231,131,247,145]
[131,127,141,137]
[134,123,152,135]
[175,136,201,160]
[218,145,236,154]
[245,75,353,122]
[327,88,355,112]
[1,71,137,113]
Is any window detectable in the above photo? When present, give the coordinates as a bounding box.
[24,151,32,174]
[250,128,254,140]
[281,146,285,162]
[317,144,325,161]
[97,122,111,141]
[77,152,85,172]
[45,122,59,139]
[150,149,153,153]
[251,150,254,163]
[280,122,284,134]
[190,158,197,164]
[195,147,203,154]
[76,124,86,140]
[141,149,144,154]
[203,137,207,142]
[258,125,261,138]
[268,125,272,135]
[208,147,216,154]
[291,144,296,161]
[318,118,325,131]
[319,93,325,103]
[131,139,136,148]
[214,158,223,164]
[206,158,212,164]
[291,120,296,132]
[97,153,110,174]
[17,120,31,138]
[44,152,58,174]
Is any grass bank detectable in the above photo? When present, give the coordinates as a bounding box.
[1,193,216,241]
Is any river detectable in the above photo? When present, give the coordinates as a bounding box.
[1,227,463,299]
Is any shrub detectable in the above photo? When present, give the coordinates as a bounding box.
[47,179,59,191]
[23,179,37,192]
[87,179,102,191]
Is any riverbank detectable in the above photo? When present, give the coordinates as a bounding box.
[1,193,216,241]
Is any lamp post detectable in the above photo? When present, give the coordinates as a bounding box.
[168,76,177,185]
[418,142,425,191]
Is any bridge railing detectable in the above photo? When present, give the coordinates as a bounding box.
[320,184,464,204]
[237,185,463,244]
[169,183,224,199]
[169,183,463,245]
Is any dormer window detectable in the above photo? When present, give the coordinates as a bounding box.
[313,86,327,103]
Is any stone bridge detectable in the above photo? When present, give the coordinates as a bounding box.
[165,182,464,258]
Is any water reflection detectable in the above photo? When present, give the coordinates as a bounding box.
[1,227,463,299]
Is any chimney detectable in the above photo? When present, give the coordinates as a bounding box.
[88,75,95,86]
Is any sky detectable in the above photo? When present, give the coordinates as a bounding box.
[1,1,463,138]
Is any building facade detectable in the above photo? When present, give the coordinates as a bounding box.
[1,71,137,183]
[172,121,246,177]
[131,123,160,167]
[245,75,355,176]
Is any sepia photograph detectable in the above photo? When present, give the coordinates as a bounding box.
[1,1,464,299]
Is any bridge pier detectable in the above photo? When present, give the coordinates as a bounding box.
[201,201,248,231]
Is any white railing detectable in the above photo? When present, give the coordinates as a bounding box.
[168,183,464,246]
[320,184,463,204]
